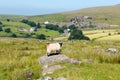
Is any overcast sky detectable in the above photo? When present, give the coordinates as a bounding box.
[0,0,120,15]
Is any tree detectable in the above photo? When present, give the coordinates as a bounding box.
[58,25,68,33]
[21,19,29,23]
[36,22,41,28]
[0,21,3,27]
[45,24,59,31]
[28,21,36,27]
[21,19,36,27]
[11,33,17,38]
[36,34,46,40]
[7,19,10,22]
[5,28,11,33]
[0,26,3,31]
[68,29,90,40]
[68,25,77,30]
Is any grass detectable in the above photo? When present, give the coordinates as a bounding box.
[97,35,120,41]
[0,21,59,38]
[28,14,67,22]
[82,29,120,41]
[27,5,120,26]
[0,38,120,80]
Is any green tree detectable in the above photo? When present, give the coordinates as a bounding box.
[0,26,3,31]
[21,19,36,27]
[45,24,59,31]
[21,19,28,23]
[0,21,3,27]
[7,19,10,22]
[68,25,77,30]
[36,22,41,28]
[68,29,90,40]
[36,34,46,40]
[5,28,11,33]
[11,33,17,38]
[28,21,36,27]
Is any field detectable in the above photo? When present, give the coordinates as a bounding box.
[0,20,59,38]
[83,29,120,41]
[0,38,120,80]
[0,4,120,80]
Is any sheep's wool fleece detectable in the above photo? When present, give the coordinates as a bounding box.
[47,43,61,53]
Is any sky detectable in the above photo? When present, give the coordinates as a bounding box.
[0,0,120,15]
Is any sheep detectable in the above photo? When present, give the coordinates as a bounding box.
[46,42,63,56]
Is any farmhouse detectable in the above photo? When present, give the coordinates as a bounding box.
[44,21,49,24]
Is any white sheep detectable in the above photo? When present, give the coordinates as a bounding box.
[46,42,63,56]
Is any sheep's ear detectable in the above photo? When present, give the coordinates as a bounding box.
[59,42,63,47]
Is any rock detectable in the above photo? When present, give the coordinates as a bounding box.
[39,54,70,66]
[37,76,53,80]
[37,76,67,80]
[82,59,93,63]
[55,77,67,80]
[39,54,81,75]
[106,48,118,53]
[70,58,81,64]
[43,65,65,75]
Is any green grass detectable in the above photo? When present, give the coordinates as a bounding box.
[0,21,59,38]
[28,14,67,22]
[0,38,120,80]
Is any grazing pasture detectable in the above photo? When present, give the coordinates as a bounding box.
[83,29,120,41]
[0,38,120,80]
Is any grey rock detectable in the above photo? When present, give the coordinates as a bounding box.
[39,54,81,75]
[106,48,118,53]
[55,77,67,80]
[43,65,65,75]
[39,54,70,66]
[70,58,81,64]
[82,59,93,63]
[37,76,53,80]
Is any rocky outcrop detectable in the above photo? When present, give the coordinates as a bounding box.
[37,76,67,80]
[42,65,65,75]
[38,54,94,80]
[39,54,70,66]
[39,54,81,75]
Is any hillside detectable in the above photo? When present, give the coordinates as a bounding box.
[29,5,120,25]
[0,5,120,39]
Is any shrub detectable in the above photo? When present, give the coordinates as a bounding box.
[68,29,90,40]
[0,21,3,27]
[68,24,77,30]
[7,19,10,22]
[21,19,36,27]
[11,33,17,38]
[24,33,31,38]
[36,23,41,28]
[36,34,46,40]
[0,26,3,31]
[108,33,111,36]
[45,24,59,31]
[5,28,11,33]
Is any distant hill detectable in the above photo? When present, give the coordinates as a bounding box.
[0,15,25,21]
[29,5,120,25]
